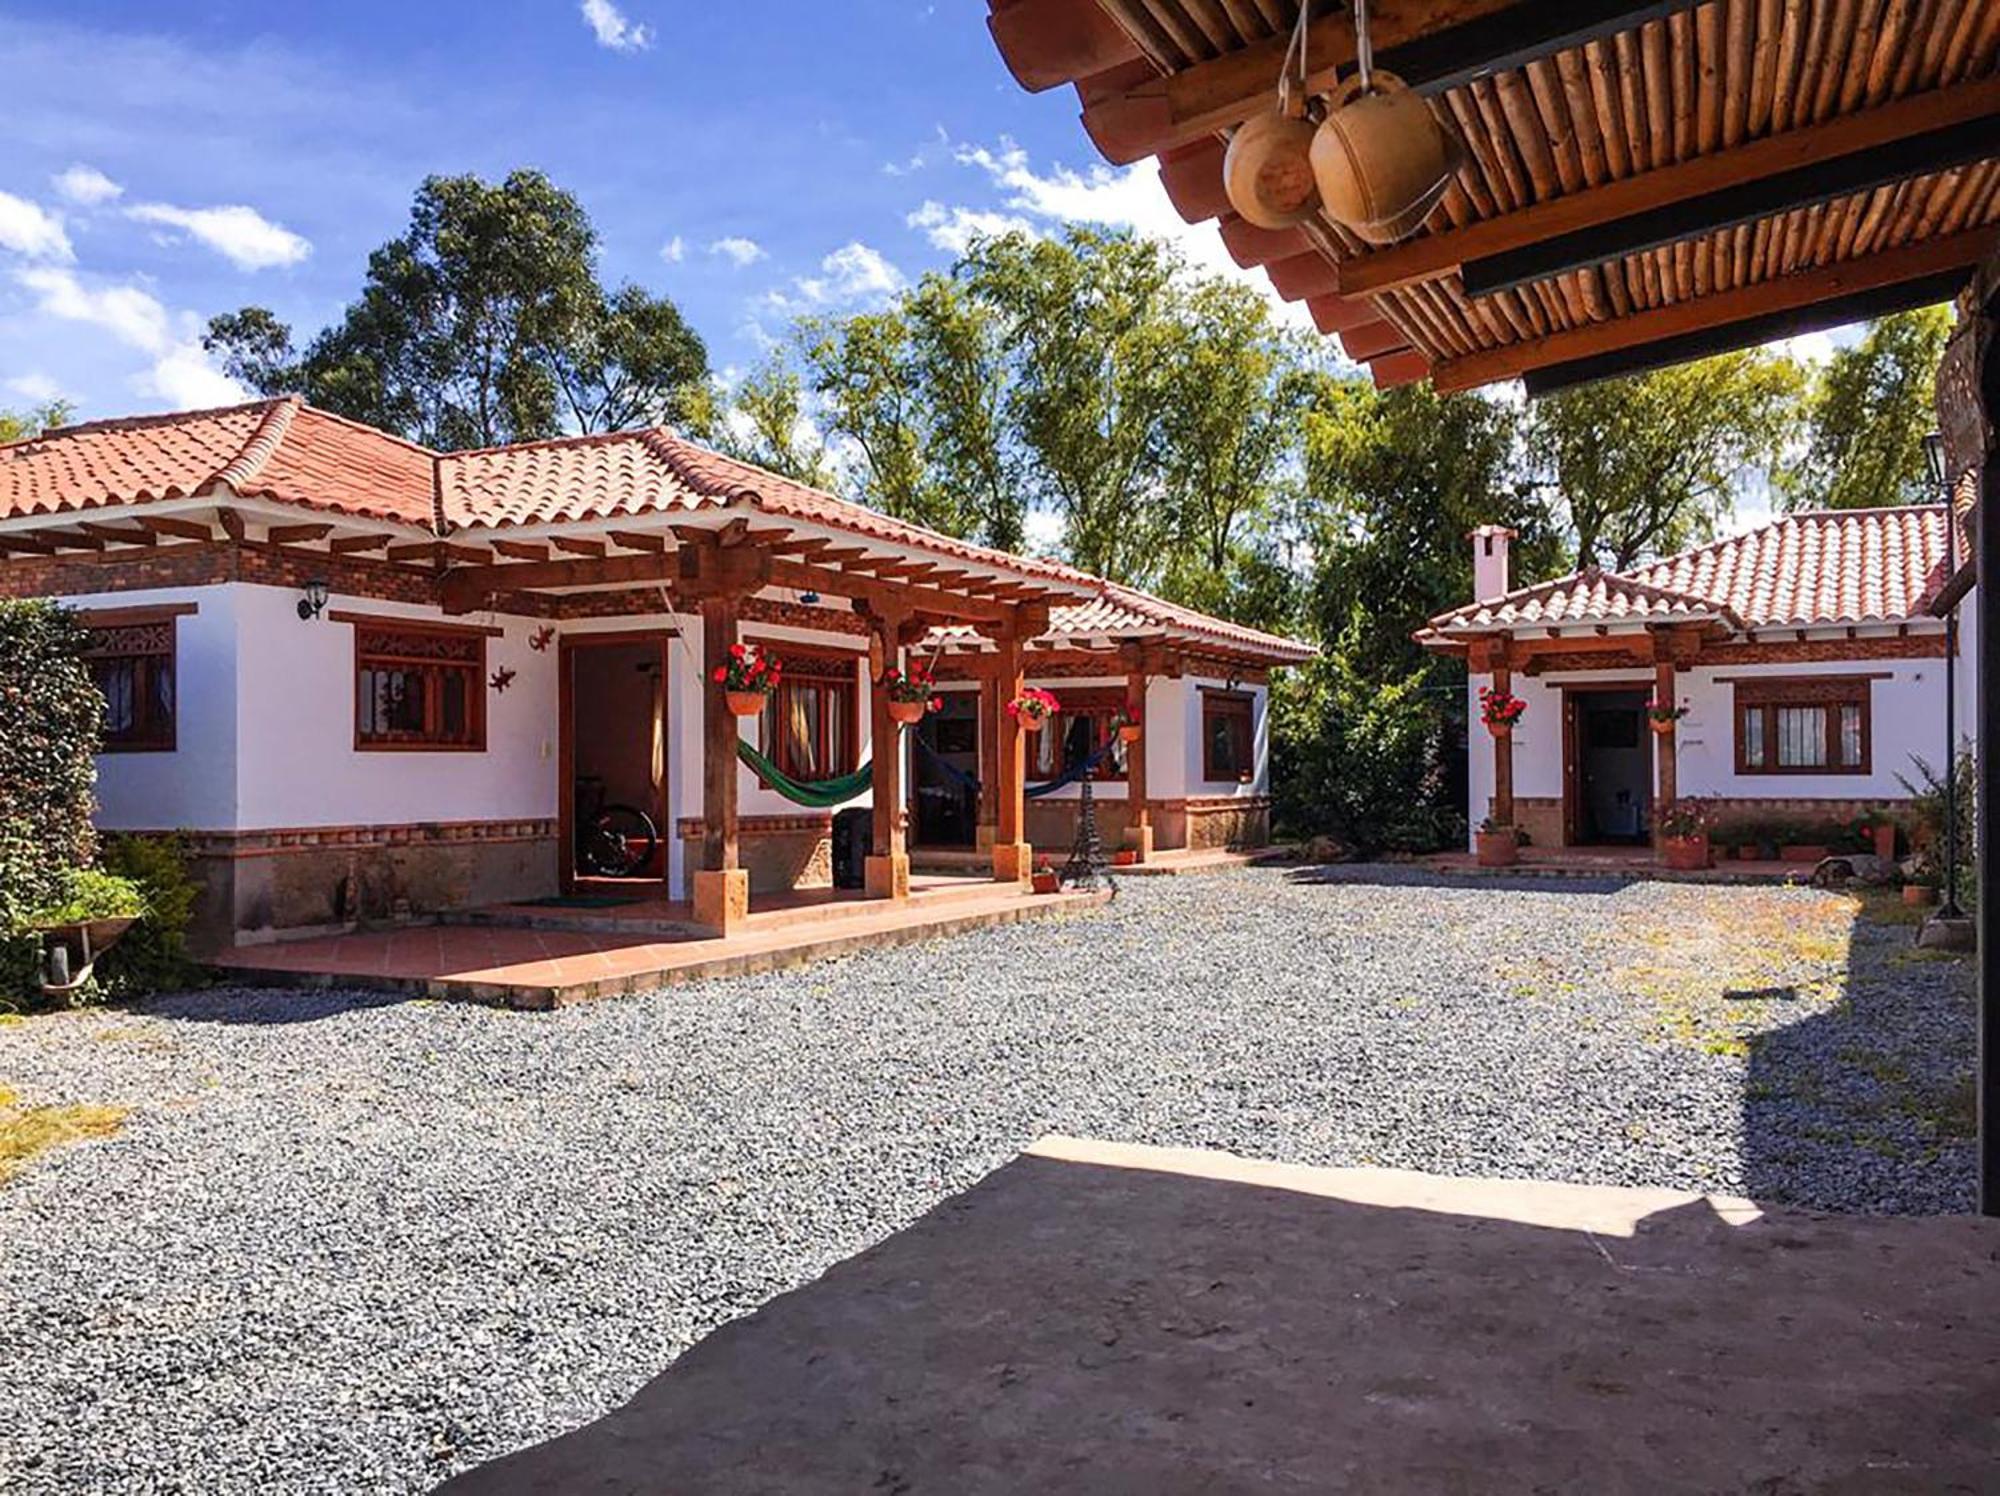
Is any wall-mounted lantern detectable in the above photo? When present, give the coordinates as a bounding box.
[297,578,329,621]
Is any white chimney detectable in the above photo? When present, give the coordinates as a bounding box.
[1470,525,1515,604]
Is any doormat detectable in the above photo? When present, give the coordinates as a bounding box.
[520,894,646,909]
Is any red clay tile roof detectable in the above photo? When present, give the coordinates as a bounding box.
[927,579,1313,663]
[2,399,1315,664]
[1425,507,1953,638]
[0,397,437,526]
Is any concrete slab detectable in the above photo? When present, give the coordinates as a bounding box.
[445,1136,2000,1495]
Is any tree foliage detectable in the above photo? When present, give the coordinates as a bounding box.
[1526,350,1804,571]
[0,400,73,443]
[1783,306,1952,511]
[206,171,708,450]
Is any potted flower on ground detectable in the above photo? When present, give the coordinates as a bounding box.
[1031,860,1060,894]
[1478,685,1525,739]
[1657,799,1711,871]
[879,659,943,726]
[713,642,782,717]
[1860,810,1899,861]
[1646,696,1689,734]
[1006,686,1061,733]
[1475,817,1519,868]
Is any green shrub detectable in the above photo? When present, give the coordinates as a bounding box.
[96,834,206,996]
[31,868,147,925]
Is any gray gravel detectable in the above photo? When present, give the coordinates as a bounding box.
[0,867,1975,1494]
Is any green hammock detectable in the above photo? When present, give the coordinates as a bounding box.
[737,739,875,809]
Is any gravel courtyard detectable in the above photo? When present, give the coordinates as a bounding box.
[0,868,1976,1494]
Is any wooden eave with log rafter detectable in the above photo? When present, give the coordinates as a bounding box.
[987,0,2000,394]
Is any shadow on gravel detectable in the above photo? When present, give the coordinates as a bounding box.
[1739,903,1978,1214]
[442,1144,2000,1494]
[135,987,412,1026]
[1283,864,1634,897]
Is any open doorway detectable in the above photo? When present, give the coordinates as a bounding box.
[1564,687,1652,846]
[911,691,979,848]
[559,633,670,892]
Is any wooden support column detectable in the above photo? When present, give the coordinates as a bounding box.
[1653,659,1678,849]
[692,594,749,934]
[864,610,911,903]
[991,629,1032,886]
[1490,661,1516,829]
[1123,670,1153,863]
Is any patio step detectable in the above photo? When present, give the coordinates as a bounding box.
[442,875,1011,936]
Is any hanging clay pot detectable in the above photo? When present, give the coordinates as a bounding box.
[1118,723,1142,745]
[1223,93,1321,230]
[725,690,768,718]
[1311,72,1464,245]
[888,699,927,726]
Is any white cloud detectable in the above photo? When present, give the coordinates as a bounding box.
[0,190,73,262]
[907,200,1036,255]
[14,266,245,410]
[709,235,767,267]
[580,0,652,52]
[660,234,686,264]
[6,372,65,403]
[51,164,122,207]
[757,242,909,322]
[126,202,311,271]
[947,137,1312,328]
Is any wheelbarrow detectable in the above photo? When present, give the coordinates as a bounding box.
[35,916,138,1001]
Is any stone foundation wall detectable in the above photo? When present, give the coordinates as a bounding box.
[145,821,559,953]
[1487,794,1916,850]
[677,814,834,895]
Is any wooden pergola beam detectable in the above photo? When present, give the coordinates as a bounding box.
[1431,227,1996,393]
[267,522,334,544]
[327,533,394,555]
[1339,77,2000,298]
[492,538,550,562]
[78,522,155,547]
[1464,104,2000,298]
[607,530,666,553]
[1081,0,1700,166]
[136,515,214,542]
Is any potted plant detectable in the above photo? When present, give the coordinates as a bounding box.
[712,642,782,717]
[1779,819,1833,863]
[879,659,943,727]
[1475,817,1519,868]
[1030,861,1060,895]
[1116,708,1142,745]
[1657,799,1711,871]
[1478,685,1525,739]
[1006,687,1061,733]
[1903,871,1940,908]
[1861,810,1899,861]
[1113,847,1138,866]
[1645,696,1689,734]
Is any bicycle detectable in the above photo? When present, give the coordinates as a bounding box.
[573,775,659,878]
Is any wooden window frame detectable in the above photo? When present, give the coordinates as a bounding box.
[346,616,490,753]
[1031,687,1129,783]
[1200,689,1256,784]
[80,603,195,754]
[756,642,861,783]
[1732,676,1872,777]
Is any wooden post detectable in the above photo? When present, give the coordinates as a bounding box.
[1654,658,1678,847]
[1123,670,1152,863]
[864,612,911,902]
[992,629,1032,886]
[1491,662,1516,829]
[692,594,749,933]
[976,673,1000,852]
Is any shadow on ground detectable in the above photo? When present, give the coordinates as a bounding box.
[443,1139,2000,1495]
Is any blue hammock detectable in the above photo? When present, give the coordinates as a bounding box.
[913,731,1118,799]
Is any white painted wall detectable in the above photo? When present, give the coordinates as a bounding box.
[63,584,239,832]
[1178,672,1271,800]
[1467,629,1963,846]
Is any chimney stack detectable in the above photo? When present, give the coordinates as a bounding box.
[1470,525,1515,604]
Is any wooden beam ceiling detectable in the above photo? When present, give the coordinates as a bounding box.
[1433,226,1995,392]
[1080,0,1701,165]
[1338,76,2000,298]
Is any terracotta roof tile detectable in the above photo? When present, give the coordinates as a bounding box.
[929,579,1314,663]
[0,397,436,526]
[1425,507,1951,637]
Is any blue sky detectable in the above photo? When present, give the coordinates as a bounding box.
[0,0,1296,422]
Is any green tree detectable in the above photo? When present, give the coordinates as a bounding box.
[904,276,1023,552]
[0,399,73,443]
[1526,350,1804,570]
[718,356,836,490]
[206,171,708,450]
[799,309,960,532]
[1783,306,1952,511]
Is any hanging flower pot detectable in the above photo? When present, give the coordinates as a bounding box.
[1488,722,1511,742]
[1006,687,1060,734]
[1311,72,1464,244]
[1118,722,1142,745]
[713,641,782,717]
[880,660,943,728]
[1478,685,1525,738]
[888,699,928,726]
[1646,697,1688,734]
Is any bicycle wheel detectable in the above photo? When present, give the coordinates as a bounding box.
[587,804,658,878]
